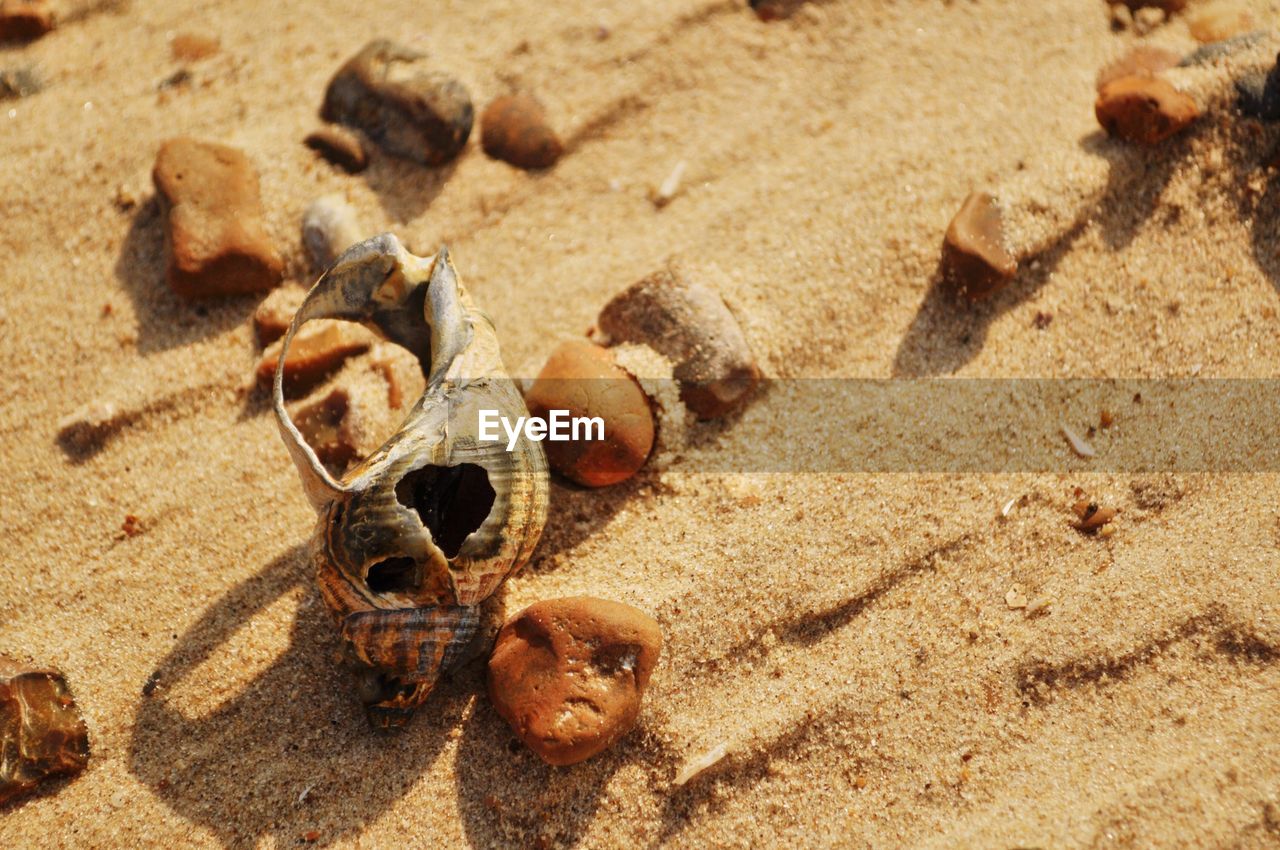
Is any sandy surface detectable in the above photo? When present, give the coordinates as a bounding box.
[4,0,1280,847]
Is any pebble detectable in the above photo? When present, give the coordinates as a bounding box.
[597,269,760,419]
[523,340,655,487]
[256,321,372,391]
[304,125,368,173]
[0,65,41,100]
[152,137,284,298]
[1096,46,1181,91]
[1187,2,1252,44]
[941,191,1016,299]
[301,194,363,270]
[1095,76,1199,145]
[487,597,662,766]
[1073,500,1119,532]
[170,32,220,61]
[252,284,306,345]
[0,1,53,42]
[480,94,563,170]
[322,39,472,166]
[1237,55,1280,121]
[0,657,90,804]
[292,387,358,475]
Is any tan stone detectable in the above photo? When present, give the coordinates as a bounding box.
[252,285,306,346]
[487,597,662,766]
[941,191,1017,300]
[152,137,283,298]
[256,321,371,390]
[1096,75,1200,146]
[481,94,563,170]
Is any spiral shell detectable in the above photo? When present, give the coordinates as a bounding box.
[273,235,549,727]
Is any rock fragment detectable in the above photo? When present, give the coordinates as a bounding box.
[152,137,284,298]
[941,191,1017,299]
[597,269,760,418]
[1095,76,1199,145]
[252,284,306,345]
[480,94,563,170]
[1073,500,1119,532]
[321,39,472,166]
[304,125,368,173]
[257,321,372,391]
[487,597,662,766]
[0,658,90,804]
[524,340,655,487]
[1188,2,1252,44]
[1096,46,1181,91]
[301,194,363,270]
[0,1,53,42]
[170,32,219,62]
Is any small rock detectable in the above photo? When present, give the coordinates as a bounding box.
[321,39,472,166]
[941,191,1017,299]
[1188,1,1252,44]
[0,657,90,804]
[304,125,368,173]
[0,1,53,42]
[253,284,306,345]
[1095,76,1199,145]
[487,597,662,766]
[524,340,655,488]
[152,137,284,298]
[1072,500,1119,532]
[170,32,220,62]
[301,194,363,270]
[257,321,372,391]
[0,65,41,100]
[1096,46,1181,91]
[597,269,760,418]
[1237,54,1280,121]
[292,388,358,475]
[480,94,563,170]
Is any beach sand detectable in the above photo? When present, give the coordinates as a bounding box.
[3,0,1280,846]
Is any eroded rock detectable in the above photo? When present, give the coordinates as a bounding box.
[0,658,89,804]
[487,597,662,766]
[597,269,760,419]
[152,137,283,298]
[941,191,1017,299]
[1095,76,1200,145]
[480,94,563,170]
[321,39,472,166]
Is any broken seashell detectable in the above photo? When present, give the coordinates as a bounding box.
[273,235,549,727]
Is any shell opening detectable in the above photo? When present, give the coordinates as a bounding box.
[365,556,421,595]
[394,463,496,558]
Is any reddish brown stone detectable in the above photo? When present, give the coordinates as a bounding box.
[1096,46,1181,91]
[1096,76,1200,146]
[487,597,662,766]
[597,270,760,418]
[941,191,1017,300]
[524,340,654,488]
[152,138,283,298]
[0,1,53,42]
[0,657,89,804]
[480,94,563,170]
[256,321,371,391]
[170,32,220,62]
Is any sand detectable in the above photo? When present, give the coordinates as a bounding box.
[3,0,1280,847]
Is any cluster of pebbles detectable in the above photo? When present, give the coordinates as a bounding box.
[941,4,1280,299]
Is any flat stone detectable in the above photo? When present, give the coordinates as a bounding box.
[256,321,371,391]
[0,657,90,804]
[488,597,662,766]
[597,269,760,419]
[304,125,368,173]
[321,39,472,166]
[152,137,283,298]
[941,191,1017,300]
[480,94,563,170]
[524,340,654,487]
[1095,75,1200,145]
[0,1,53,42]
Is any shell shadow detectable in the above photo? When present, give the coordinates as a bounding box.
[113,198,257,355]
[128,544,467,848]
[360,153,460,225]
[892,132,1184,377]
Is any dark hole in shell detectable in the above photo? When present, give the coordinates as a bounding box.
[394,463,496,558]
[365,556,421,594]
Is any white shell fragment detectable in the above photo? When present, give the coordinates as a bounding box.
[302,194,364,269]
[673,741,729,786]
[1061,424,1096,458]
